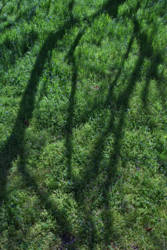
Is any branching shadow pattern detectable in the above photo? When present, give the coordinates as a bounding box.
[0,0,166,249]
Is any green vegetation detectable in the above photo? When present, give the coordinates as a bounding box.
[0,0,167,249]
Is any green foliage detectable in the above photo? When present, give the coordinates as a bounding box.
[0,0,167,249]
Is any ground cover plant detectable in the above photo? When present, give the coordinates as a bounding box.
[0,0,167,249]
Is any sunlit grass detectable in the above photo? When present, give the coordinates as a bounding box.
[0,0,167,249]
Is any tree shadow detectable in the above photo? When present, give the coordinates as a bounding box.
[155,73,167,113]
[0,4,37,34]
[100,13,164,244]
[0,30,38,70]
[0,11,76,216]
[0,1,6,15]
[47,0,52,14]
[149,50,166,116]
[66,0,137,132]
[65,28,86,178]
[141,40,162,113]
[68,11,159,247]
[63,2,134,247]
[68,33,134,135]
[84,0,126,24]
[0,1,81,248]
[79,44,146,246]
[1,0,164,248]
[71,29,135,200]
[17,156,75,248]
[64,0,128,179]
[16,0,22,12]
[101,16,161,245]
[102,50,146,245]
